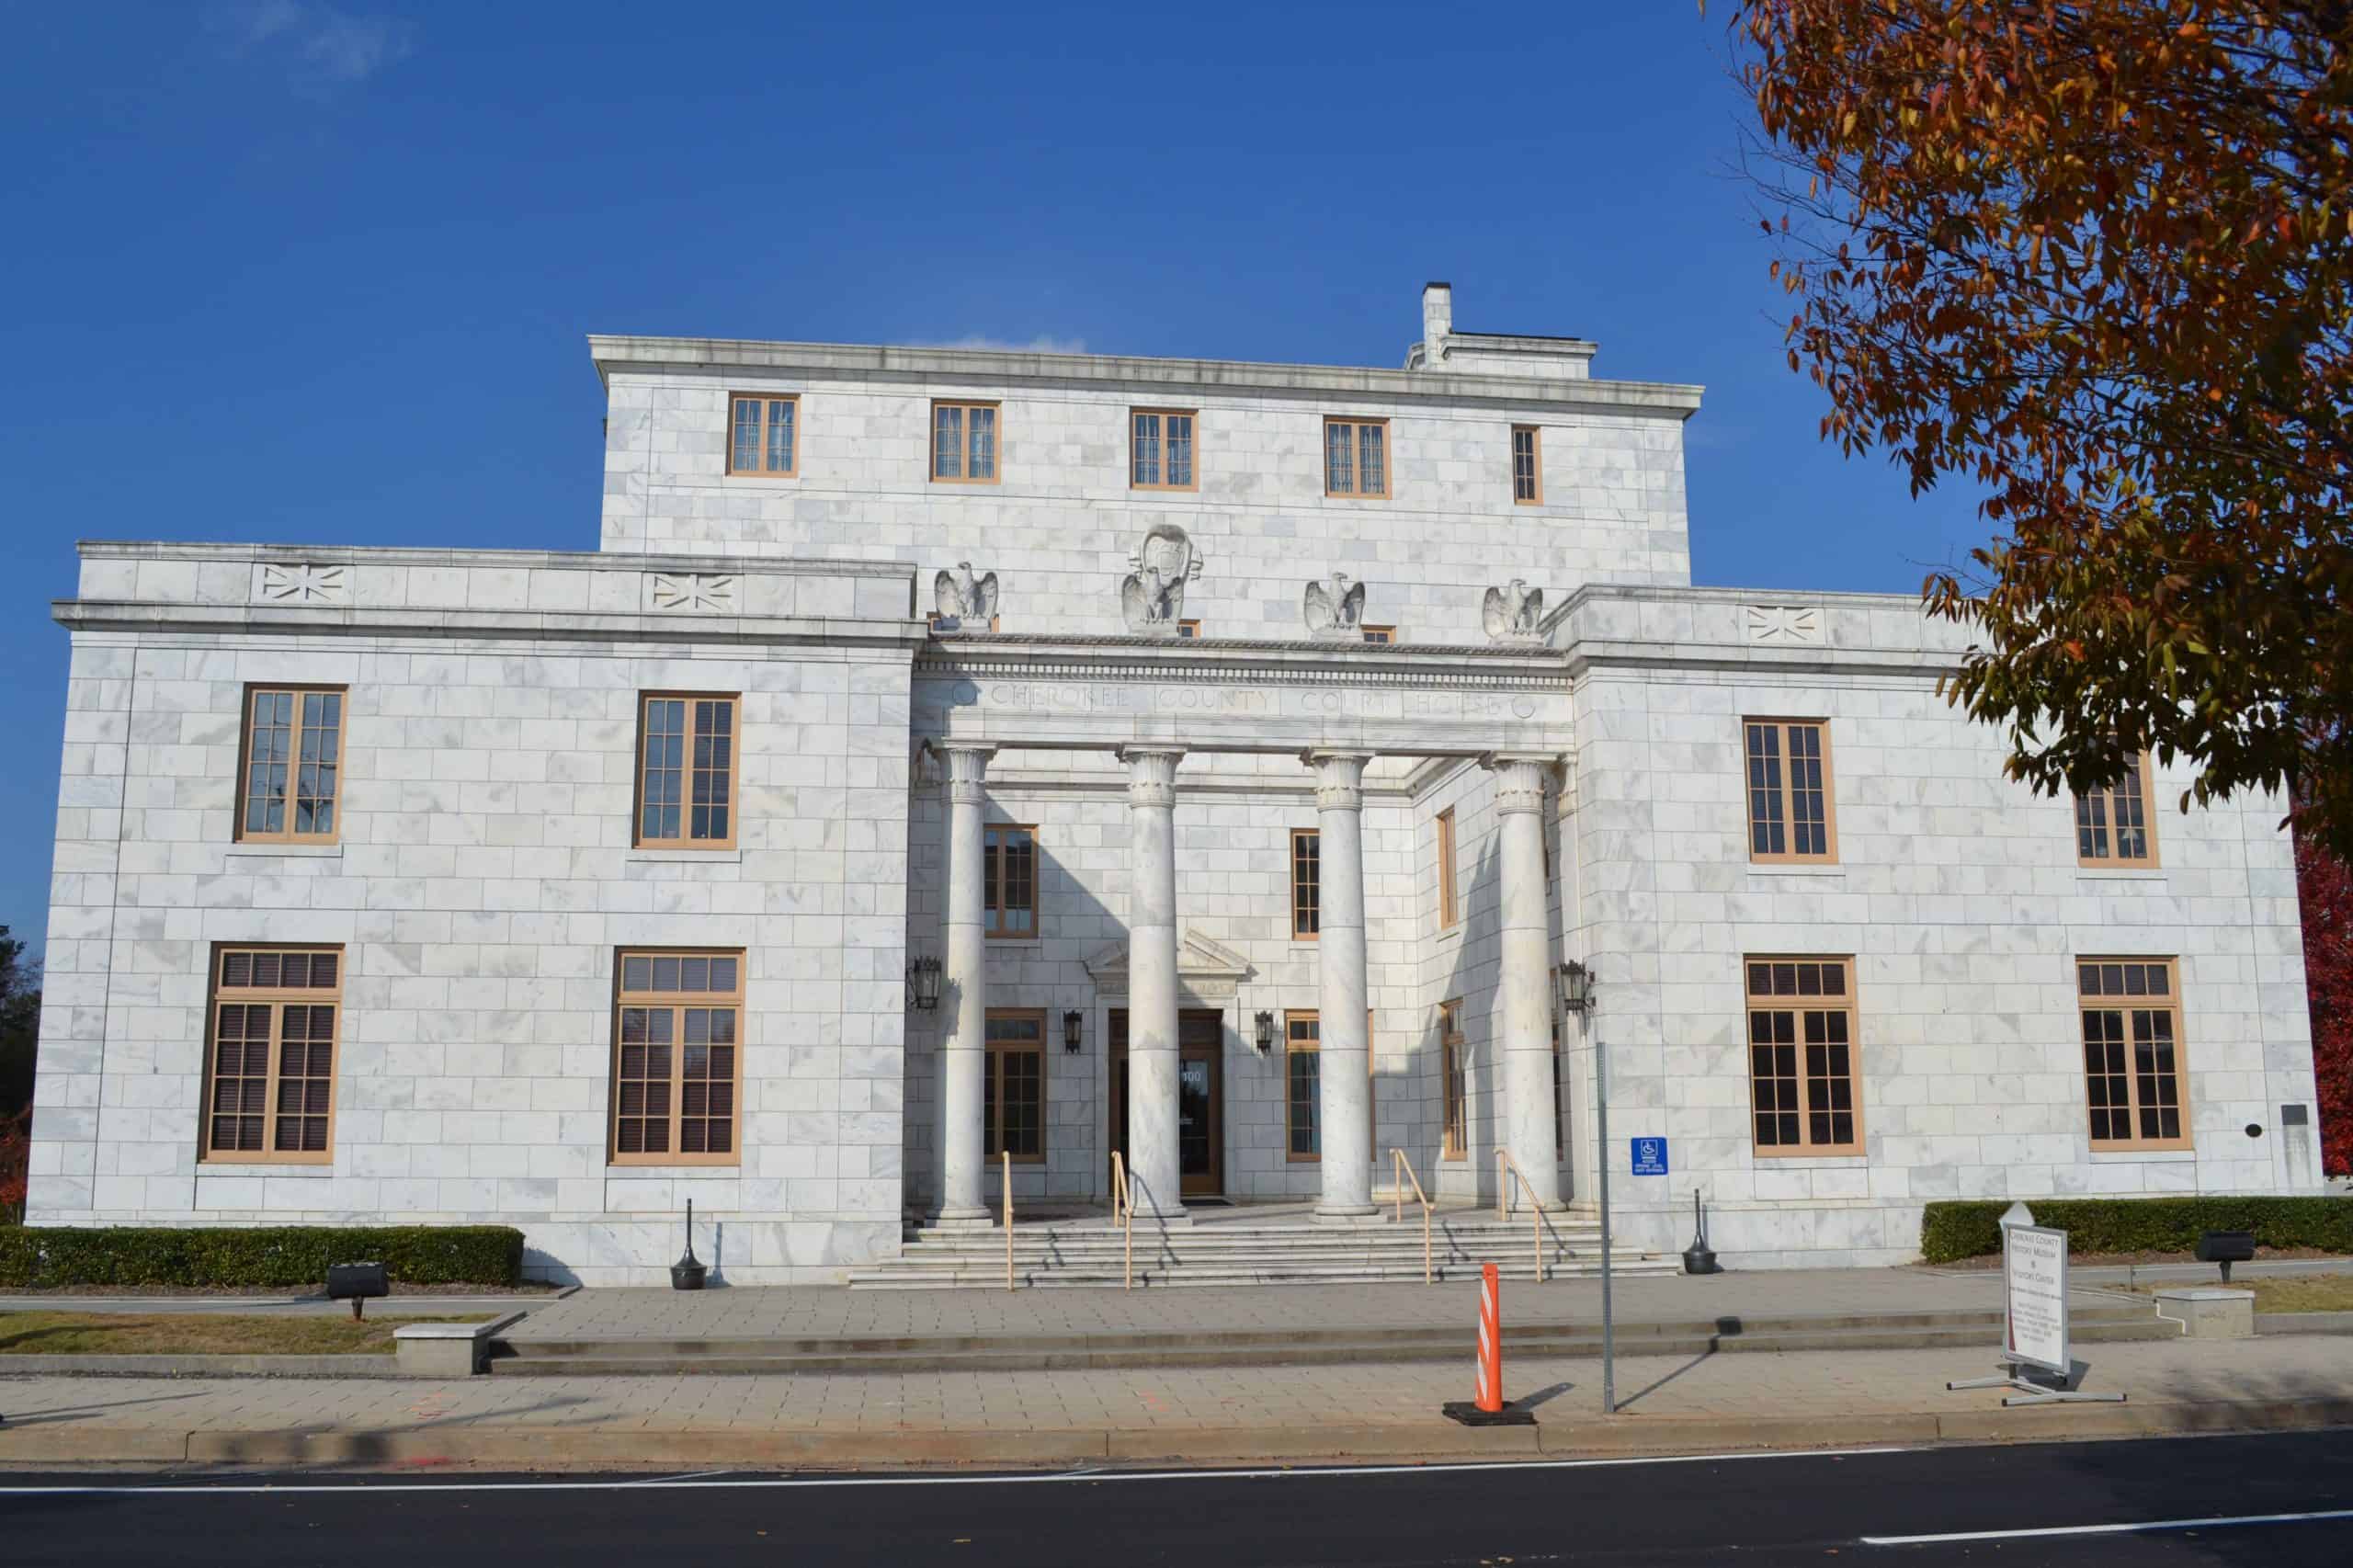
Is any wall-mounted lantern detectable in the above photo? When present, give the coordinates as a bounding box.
[1253,1010,1276,1053]
[1063,1009,1085,1054]
[1557,960,1595,1016]
[905,956,942,1012]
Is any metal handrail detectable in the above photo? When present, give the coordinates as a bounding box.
[1002,1149,1014,1292]
[1495,1148,1547,1283]
[1389,1147,1434,1284]
[1109,1150,1135,1290]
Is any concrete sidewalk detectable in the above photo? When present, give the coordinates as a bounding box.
[3,1327,2347,1470]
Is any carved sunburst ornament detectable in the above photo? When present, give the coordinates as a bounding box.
[649,573,738,613]
[1745,604,1823,645]
[256,563,348,604]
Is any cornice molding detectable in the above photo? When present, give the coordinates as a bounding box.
[916,639,1570,694]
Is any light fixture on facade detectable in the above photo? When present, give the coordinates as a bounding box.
[905,956,942,1011]
[1253,1010,1275,1053]
[1557,960,1594,1016]
[1063,1009,1084,1054]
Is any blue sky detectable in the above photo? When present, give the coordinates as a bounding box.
[0,2,1993,960]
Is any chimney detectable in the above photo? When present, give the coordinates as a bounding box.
[1421,281,1453,366]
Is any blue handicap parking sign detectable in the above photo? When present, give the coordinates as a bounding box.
[1630,1137,1669,1176]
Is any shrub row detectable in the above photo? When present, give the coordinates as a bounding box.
[0,1225,524,1288]
[1921,1197,2351,1264]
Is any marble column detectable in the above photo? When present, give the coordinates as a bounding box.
[1485,753,1565,1209]
[1306,750,1378,1220]
[1120,745,1188,1221]
[933,743,997,1228]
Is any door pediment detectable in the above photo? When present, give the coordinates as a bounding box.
[1085,928,1253,1002]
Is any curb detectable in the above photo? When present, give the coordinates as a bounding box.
[3,1400,2347,1471]
[1,1355,411,1379]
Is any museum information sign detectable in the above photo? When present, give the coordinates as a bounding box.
[2001,1224,2071,1376]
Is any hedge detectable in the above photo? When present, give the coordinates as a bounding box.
[0,1225,524,1289]
[1921,1197,2352,1265]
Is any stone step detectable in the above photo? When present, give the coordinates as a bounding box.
[846,1259,1684,1290]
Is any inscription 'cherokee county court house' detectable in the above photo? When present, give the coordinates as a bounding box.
[25,284,2329,1283]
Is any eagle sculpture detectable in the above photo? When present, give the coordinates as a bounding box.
[1120,523,1200,634]
[932,562,999,628]
[1482,578,1543,642]
[1302,572,1367,638]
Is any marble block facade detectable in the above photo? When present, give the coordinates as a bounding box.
[24,283,2326,1280]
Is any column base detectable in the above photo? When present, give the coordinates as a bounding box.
[927,1206,996,1231]
[1313,1206,1389,1227]
[1131,1205,1195,1227]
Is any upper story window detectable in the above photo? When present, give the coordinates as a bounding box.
[1435,808,1461,929]
[202,946,342,1165]
[611,949,743,1165]
[1744,719,1836,864]
[727,393,798,476]
[1131,409,1196,490]
[2079,958,2188,1149]
[1324,416,1389,498]
[1512,425,1541,503]
[933,401,999,483]
[2076,754,2159,867]
[984,824,1037,937]
[637,695,738,849]
[1290,828,1321,939]
[1177,620,1201,639]
[237,687,344,845]
[1360,625,1396,645]
[1745,957,1861,1155]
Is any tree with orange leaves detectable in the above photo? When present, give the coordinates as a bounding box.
[1722,2,2353,853]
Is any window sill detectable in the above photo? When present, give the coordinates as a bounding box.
[1745,864,1845,878]
[626,847,743,864]
[2076,868,2167,881]
[198,1162,335,1176]
[1749,1153,1868,1167]
[722,471,799,482]
[983,936,1042,949]
[224,843,343,860]
[2087,1148,2195,1162]
[606,1165,744,1176]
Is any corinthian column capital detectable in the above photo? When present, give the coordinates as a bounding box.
[1482,752,1559,817]
[1119,745,1186,809]
[935,743,998,806]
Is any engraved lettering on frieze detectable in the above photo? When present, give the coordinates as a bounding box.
[256,562,348,605]
[974,682,1552,723]
[647,572,739,614]
[1745,604,1823,645]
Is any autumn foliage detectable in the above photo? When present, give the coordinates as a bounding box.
[1724,2,2353,853]
[2297,827,2353,1175]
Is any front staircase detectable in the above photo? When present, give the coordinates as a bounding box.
[845,1204,1677,1290]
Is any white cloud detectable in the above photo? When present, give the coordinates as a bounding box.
[927,335,1091,356]
[210,2,415,92]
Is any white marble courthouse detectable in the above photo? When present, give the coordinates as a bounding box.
[25,284,2328,1282]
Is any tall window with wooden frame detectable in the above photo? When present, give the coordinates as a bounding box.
[983,1009,1046,1162]
[202,946,343,1164]
[983,824,1038,938]
[1283,1009,1377,1163]
[1290,828,1321,939]
[1439,999,1467,1159]
[2075,754,2160,868]
[1745,957,1862,1155]
[636,695,738,848]
[1744,719,1836,864]
[1511,425,1542,504]
[726,392,798,476]
[932,400,999,483]
[611,950,743,1165]
[1552,1014,1564,1161]
[236,687,345,845]
[1324,415,1389,497]
[1131,409,1196,491]
[2079,958,2189,1150]
[1434,809,1460,930]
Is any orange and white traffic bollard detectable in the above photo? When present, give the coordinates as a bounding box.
[1476,1261,1504,1413]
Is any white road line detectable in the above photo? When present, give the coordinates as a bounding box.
[1862,1507,2353,1546]
[0,1445,1917,1497]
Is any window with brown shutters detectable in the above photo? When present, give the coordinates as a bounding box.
[202,946,343,1165]
[636,694,738,848]
[983,825,1038,938]
[1744,719,1836,863]
[2075,754,2161,868]
[236,687,344,845]
[1290,828,1321,939]
[1745,957,1862,1155]
[2079,958,2188,1149]
[983,1009,1046,1162]
[611,950,744,1165]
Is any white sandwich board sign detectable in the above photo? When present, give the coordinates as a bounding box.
[2000,1224,2071,1376]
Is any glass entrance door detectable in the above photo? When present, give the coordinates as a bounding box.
[1107,1006,1224,1199]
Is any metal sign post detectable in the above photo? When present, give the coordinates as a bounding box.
[1947,1221,2123,1406]
[1595,1025,1614,1416]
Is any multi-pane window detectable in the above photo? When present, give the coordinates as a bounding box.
[1745,957,1861,1155]
[983,1009,1046,1162]
[203,947,342,1164]
[2079,959,2188,1149]
[611,950,743,1165]
[1177,620,1201,639]
[237,687,344,845]
[2076,755,2159,867]
[637,695,737,848]
[1283,1009,1377,1163]
[1435,809,1460,929]
[932,401,999,483]
[1552,1015,1564,1161]
[1511,425,1541,504]
[1290,828,1321,939]
[1324,416,1389,497]
[1439,1000,1467,1159]
[983,824,1038,938]
[1360,625,1396,645]
[1745,719,1836,863]
[1131,409,1196,490]
[727,392,798,476]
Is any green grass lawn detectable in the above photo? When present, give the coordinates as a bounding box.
[2120,1273,2353,1313]
[0,1310,494,1356]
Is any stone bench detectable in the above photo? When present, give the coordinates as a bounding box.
[394,1312,527,1376]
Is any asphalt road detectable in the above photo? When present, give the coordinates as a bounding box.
[2,1430,2348,1566]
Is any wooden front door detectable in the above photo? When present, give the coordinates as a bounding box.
[1108,1006,1225,1198]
